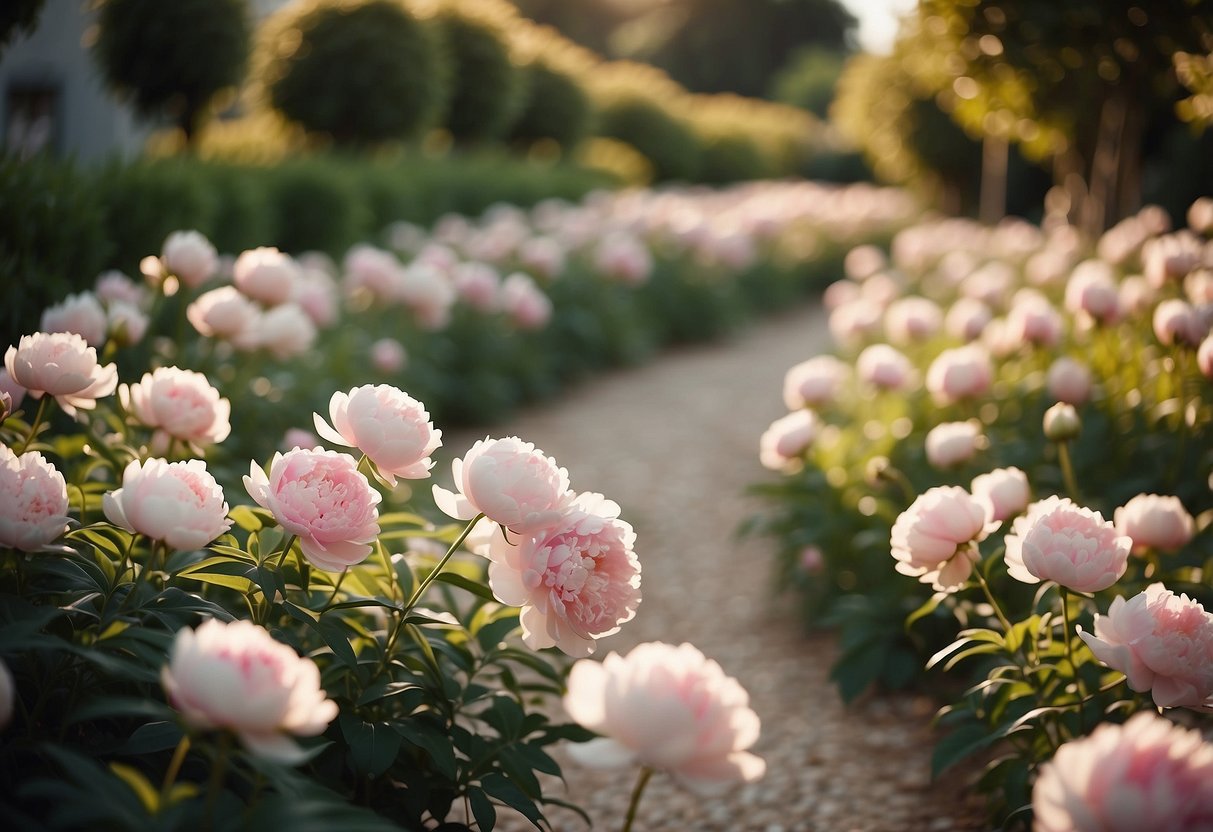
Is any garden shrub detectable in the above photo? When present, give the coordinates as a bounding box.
[506,22,597,154]
[257,0,449,147]
[262,158,373,256]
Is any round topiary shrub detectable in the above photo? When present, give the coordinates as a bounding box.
[431,0,527,144]
[257,0,448,147]
[506,22,596,153]
[92,0,250,140]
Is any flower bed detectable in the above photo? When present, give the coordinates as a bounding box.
[748,200,1213,827]
[0,180,912,829]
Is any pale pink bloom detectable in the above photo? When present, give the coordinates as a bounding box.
[924,421,981,469]
[484,492,641,657]
[981,317,1019,359]
[1046,356,1093,405]
[1115,494,1195,554]
[5,331,118,416]
[162,618,338,763]
[451,261,501,311]
[1118,274,1156,317]
[782,355,849,409]
[890,485,990,591]
[103,458,231,551]
[121,366,231,447]
[1003,496,1130,591]
[1189,196,1213,235]
[370,338,407,374]
[162,230,219,289]
[94,270,147,308]
[342,244,401,300]
[563,642,765,792]
[1064,259,1121,324]
[1033,711,1213,832]
[1199,335,1213,378]
[859,272,901,307]
[499,273,552,330]
[1144,231,1204,288]
[594,232,653,285]
[106,301,149,347]
[0,390,10,422]
[700,229,756,272]
[293,267,339,328]
[843,244,886,281]
[1079,584,1213,711]
[799,545,824,575]
[392,263,456,330]
[822,279,860,311]
[0,445,70,551]
[258,303,317,360]
[1153,298,1208,347]
[233,247,301,307]
[40,292,108,348]
[433,436,572,534]
[1185,268,1213,306]
[1043,402,1082,442]
[413,242,459,273]
[828,300,883,349]
[314,385,441,485]
[0,368,26,412]
[925,344,993,406]
[759,409,820,472]
[186,286,261,346]
[244,448,381,572]
[970,467,1030,523]
[280,428,319,451]
[961,261,1016,307]
[1006,290,1063,348]
[517,236,566,280]
[884,296,943,345]
[944,297,992,342]
[856,344,913,391]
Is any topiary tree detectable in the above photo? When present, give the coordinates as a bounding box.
[92,0,250,143]
[507,22,597,153]
[256,0,448,147]
[431,0,527,144]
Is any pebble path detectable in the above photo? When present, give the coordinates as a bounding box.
[439,303,989,832]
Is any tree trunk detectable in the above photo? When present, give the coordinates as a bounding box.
[1082,93,1128,236]
[979,134,1008,225]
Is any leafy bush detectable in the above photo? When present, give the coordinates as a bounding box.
[506,23,597,154]
[92,0,250,139]
[257,0,448,146]
[262,159,373,256]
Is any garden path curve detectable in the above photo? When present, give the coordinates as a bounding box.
[441,303,986,832]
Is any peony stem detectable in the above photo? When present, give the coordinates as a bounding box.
[324,568,349,607]
[1059,587,1088,731]
[621,767,654,832]
[16,396,50,455]
[274,534,298,569]
[972,566,1014,635]
[378,541,398,602]
[205,732,232,825]
[404,513,485,611]
[1057,441,1081,504]
[160,734,191,804]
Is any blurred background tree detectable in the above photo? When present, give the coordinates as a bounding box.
[0,0,44,52]
[92,0,250,144]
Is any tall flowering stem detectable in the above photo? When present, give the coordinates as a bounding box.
[404,512,485,611]
[1059,587,1087,731]
[971,565,1014,635]
[1057,442,1082,504]
[621,766,654,832]
[16,396,49,455]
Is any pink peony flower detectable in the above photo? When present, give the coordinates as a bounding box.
[293,266,340,328]
[1003,496,1130,592]
[1079,583,1213,711]
[782,355,849,409]
[594,232,653,285]
[370,338,407,374]
[924,420,982,469]
[970,467,1030,524]
[1046,356,1093,405]
[162,230,219,289]
[40,292,108,348]
[5,331,118,416]
[890,485,990,591]
[161,618,338,763]
[856,343,913,391]
[1114,494,1195,554]
[1199,335,1213,379]
[343,244,402,300]
[1033,711,1213,832]
[120,366,231,448]
[884,296,943,345]
[1189,196,1213,235]
[314,385,442,486]
[451,261,501,311]
[244,448,381,572]
[433,436,572,535]
[1119,274,1156,317]
[0,445,70,551]
[1006,290,1063,348]
[944,297,993,342]
[1153,298,1208,348]
[758,409,820,472]
[517,236,566,280]
[257,303,317,360]
[103,458,231,551]
[1144,231,1204,288]
[233,247,301,307]
[95,270,148,309]
[499,272,552,330]
[106,301,150,347]
[1064,260,1121,325]
[186,286,262,346]
[0,368,26,413]
[843,244,886,281]
[925,344,993,406]
[391,263,457,330]
[799,545,825,574]
[828,300,882,349]
[563,641,765,792]
[280,428,319,452]
[484,492,641,657]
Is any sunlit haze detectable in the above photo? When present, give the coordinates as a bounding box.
[840,0,916,54]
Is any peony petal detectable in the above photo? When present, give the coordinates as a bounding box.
[564,737,637,770]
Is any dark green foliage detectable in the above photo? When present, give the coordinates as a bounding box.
[0,0,44,51]
[433,4,528,143]
[696,130,771,185]
[769,47,846,120]
[508,60,594,151]
[595,97,701,183]
[263,159,372,255]
[92,0,250,139]
[0,154,109,350]
[262,0,448,146]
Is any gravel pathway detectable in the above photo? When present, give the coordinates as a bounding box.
[439,304,988,832]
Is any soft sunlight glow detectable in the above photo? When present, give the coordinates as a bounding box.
[840,0,916,54]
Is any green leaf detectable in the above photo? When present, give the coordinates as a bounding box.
[228,504,264,532]
[176,557,258,592]
[904,591,948,631]
[931,722,1001,778]
[109,762,159,815]
[395,719,458,780]
[68,696,176,726]
[433,571,496,602]
[479,772,544,827]
[468,786,497,831]
[338,713,403,779]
